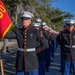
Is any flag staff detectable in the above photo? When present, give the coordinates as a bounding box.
[0,41,4,75]
[0,0,12,74]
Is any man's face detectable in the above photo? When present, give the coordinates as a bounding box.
[44,27,47,31]
[34,27,39,30]
[66,25,74,32]
[41,26,45,29]
[21,19,31,28]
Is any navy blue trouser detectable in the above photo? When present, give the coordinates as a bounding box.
[52,41,58,59]
[62,61,75,75]
[16,69,38,75]
[60,51,64,72]
[38,61,45,75]
[44,48,51,70]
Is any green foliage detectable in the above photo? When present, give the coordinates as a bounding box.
[9,22,18,32]
[3,0,21,9]
[2,0,74,31]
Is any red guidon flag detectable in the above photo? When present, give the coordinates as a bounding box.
[0,0,12,40]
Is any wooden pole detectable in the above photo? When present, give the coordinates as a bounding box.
[0,60,4,75]
[0,41,4,75]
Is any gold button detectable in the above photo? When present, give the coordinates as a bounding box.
[25,30,27,32]
[25,33,27,35]
[24,36,26,38]
[25,39,26,41]
[24,46,26,48]
[24,42,26,45]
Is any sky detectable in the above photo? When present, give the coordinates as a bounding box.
[51,0,75,19]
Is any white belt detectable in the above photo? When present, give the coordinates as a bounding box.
[65,45,75,48]
[18,48,36,52]
[72,45,75,48]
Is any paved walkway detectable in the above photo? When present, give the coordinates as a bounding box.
[0,44,73,75]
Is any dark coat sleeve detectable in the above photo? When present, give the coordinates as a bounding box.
[56,32,63,46]
[4,31,16,39]
[40,37,49,50]
[36,29,49,50]
[43,29,50,40]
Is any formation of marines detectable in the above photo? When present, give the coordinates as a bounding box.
[2,11,75,75]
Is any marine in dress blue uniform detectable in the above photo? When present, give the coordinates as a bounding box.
[41,23,51,72]
[57,20,75,75]
[57,24,68,72]
[4,11,49,75]
[33,20,49,75]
